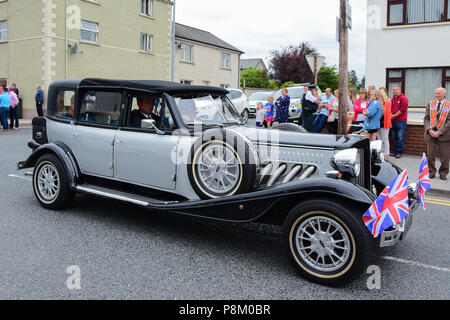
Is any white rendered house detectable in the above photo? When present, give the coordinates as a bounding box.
[366,0,450,122]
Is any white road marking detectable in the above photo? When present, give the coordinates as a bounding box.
[382,256,450,273]
[8,174,32,182]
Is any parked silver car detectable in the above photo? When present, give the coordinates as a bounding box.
[226,88,251,123]
[247,91,274,117]
[18,78,419,287]
[273,85,323,122]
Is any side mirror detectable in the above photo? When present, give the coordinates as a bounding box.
[141,119,165,135]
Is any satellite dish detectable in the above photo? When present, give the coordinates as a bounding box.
[69,42,83,55]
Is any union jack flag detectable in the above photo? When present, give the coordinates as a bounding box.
[417,153,431,209]
[362,170,410,238]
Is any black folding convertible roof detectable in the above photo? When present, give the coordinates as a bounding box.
[77,78,229,95]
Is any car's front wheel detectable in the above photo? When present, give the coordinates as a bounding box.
[33,154,74,210]
[241,109,249,124]
[282,199,373,286]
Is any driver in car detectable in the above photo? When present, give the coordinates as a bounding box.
[130,97,161,128]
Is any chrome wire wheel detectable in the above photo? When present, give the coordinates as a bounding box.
[197,143,241,195]
[295,215,351,273]
[36,163,60,202]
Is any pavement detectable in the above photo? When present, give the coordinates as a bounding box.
[389,155,449,197]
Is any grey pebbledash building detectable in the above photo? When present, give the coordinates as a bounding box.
[174,23,243,89]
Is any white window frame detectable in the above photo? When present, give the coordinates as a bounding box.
[179,43,193,62]
[140,0,153,16]
[0,21,7,41]
[81,20,99,43]
[140,33,153,52]
[220,52,231,69]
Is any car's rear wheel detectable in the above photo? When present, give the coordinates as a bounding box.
[188,129,257,199]
[282,199,373,286]
[33,154,74,210]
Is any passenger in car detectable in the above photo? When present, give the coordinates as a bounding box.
[130,97,161,128]
[62,96,75,118]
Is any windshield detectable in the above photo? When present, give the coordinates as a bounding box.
[175,95,242,126]
[249,92,271,101]
[274,87,324,100]
[274,88,305,100]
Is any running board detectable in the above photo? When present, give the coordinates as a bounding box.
[75,184,179,207]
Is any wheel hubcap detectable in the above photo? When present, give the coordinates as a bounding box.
[37,164,60,201]
[197,144,240,194]
[295,216,351,272]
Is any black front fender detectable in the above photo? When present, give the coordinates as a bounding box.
[371,160,402,195]
[18,141,79,189]
[155,177,376,223]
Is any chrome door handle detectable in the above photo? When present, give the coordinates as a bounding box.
[72,132,79,137]
[116,139,124,144]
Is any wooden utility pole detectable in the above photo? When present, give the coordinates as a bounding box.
[338,0,349,135]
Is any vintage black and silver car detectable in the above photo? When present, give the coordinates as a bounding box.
[19,79,419,286]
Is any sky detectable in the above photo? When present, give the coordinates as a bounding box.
[176,0,368,81]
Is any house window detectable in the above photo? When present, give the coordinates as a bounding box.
[386,67,450,107]
[81,20,98,42]
[140,0,152,16]
[140,33,152,52]
[180,43,193,62]
[180,80,192,85]
[220,84,230,89]
[388,0,450,25]
[221,53,231,69]
[0,21,7,41]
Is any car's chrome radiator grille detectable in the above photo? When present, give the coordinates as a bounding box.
[356,147,370,190]
[356,148,365,187]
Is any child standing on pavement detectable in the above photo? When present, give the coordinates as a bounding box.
[265,96,275,128]
[255,102,265,128]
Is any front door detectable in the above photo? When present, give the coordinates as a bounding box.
[72,90,122,178]
[114,94,178,190]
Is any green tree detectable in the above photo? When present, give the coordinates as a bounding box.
[267,80,280,90]
[317,64,339,91]
[359,76,366,90]
[281,81,295,88]
[349,70,359,89]
[240,67,269,88]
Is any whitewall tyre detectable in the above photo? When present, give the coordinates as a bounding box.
[282,199,374,287]
[33,154,74,210]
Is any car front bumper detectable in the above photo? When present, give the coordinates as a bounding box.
[289,107,301,120]
[379,183,419,247]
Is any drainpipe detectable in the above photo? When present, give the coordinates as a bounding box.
[171,0,176,82]
[65,0,68,79]
[238,53,242,89]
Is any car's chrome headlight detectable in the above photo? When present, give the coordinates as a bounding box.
[332,148,360,178]
[370,140,384,163]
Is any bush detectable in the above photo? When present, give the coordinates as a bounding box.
[268,80,280,90]
[281,81,295,88]
[240,67,269,88]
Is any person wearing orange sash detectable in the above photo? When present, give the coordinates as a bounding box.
[424,87,450,180]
